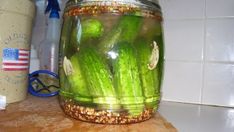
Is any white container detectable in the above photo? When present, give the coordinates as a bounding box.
[0,0,35,103]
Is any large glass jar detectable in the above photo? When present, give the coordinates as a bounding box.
[59,0,164,124]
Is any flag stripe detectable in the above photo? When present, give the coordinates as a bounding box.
[2,65,28,68]
[19,55,29,59]
[18,58,28,61]
[2,60,28,64]
[19,53,29,56]
[19,51,29,54]
[19,49,29,52]
[3,63,28,66]
[3,68,28,71]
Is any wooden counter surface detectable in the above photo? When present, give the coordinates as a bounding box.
[0,95,177,132]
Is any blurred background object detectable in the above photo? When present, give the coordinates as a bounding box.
[0,0,35,104]
[29,0,63,97]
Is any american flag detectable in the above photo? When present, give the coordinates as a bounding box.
[2,48,29,71]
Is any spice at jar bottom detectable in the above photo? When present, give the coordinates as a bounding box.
[61,99,155,124]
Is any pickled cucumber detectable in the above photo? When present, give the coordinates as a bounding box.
[59,16,73,93]
[69,18,104,57]
[118,15,143,43]
[113,41,144,116]
[66,16,79,58]
[135,38,160,107]
[81,19,104,40]
[78,47,119,107]
[68,53,92,103]
[98,15,143,54]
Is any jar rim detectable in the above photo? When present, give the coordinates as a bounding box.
[63,0,162,21]
[66,0,161,11]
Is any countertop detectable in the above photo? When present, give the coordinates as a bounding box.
[159,101,234,132]
[0,95,177,132]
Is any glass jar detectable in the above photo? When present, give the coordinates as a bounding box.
[59,0,164,124]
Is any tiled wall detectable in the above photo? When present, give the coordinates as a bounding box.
[159,0,234,107]
[31,0,234,107]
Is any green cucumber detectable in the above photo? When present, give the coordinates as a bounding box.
[70,18,104,55]
[59,67,71,94]
[98,27,122,54]
[70,17,81,47]
[68,53,92,103]
[113,41,144,116]
[59,15,73,94]
[59,58,73,98]
[135,38,161,107]
[98,15,143,54]
[60,16,73,58]
[118,15,143,43]
[155,34,164,92]
[78,47,119,107]
[66,17,79,58]
[81,19,104,41]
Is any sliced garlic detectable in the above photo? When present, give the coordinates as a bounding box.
[148,41,159,70]
[63,56,74,76]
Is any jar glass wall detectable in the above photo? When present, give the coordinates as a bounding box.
[59,0,164,124]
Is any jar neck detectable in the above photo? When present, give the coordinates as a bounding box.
[69,0,158,3]
[64,0,162,21]
[66,0,161,11]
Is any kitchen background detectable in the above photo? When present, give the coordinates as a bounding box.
[31,0,234,107]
